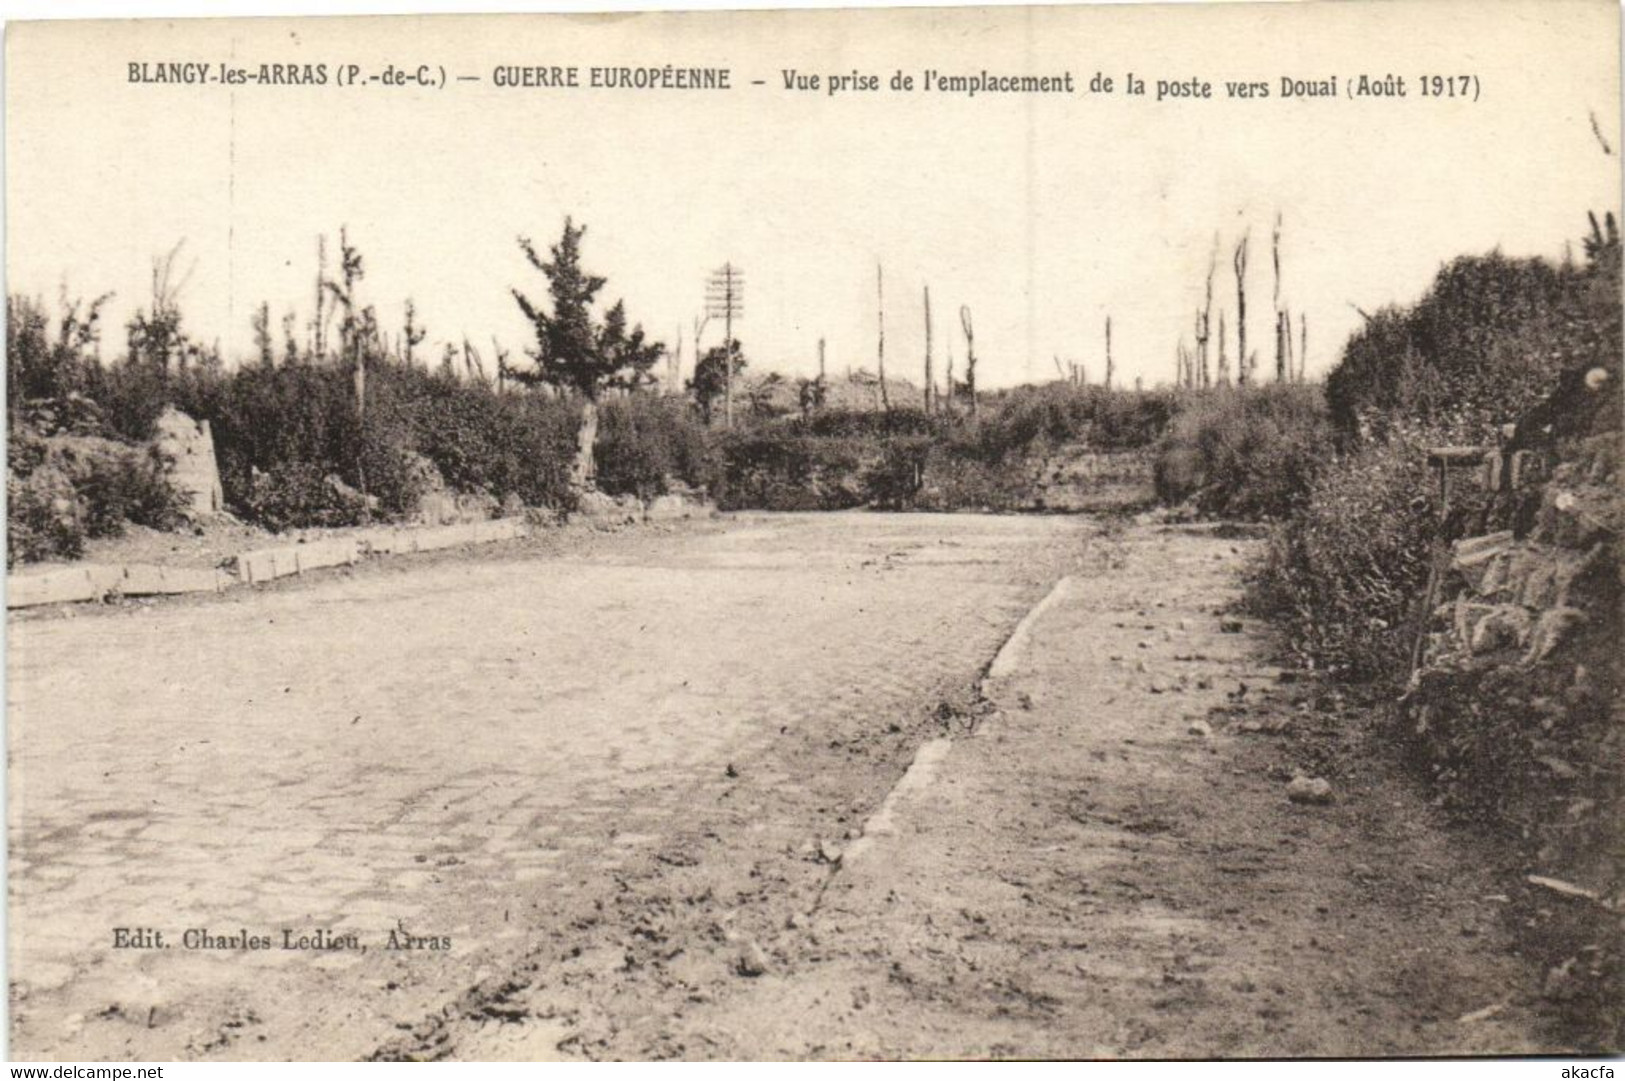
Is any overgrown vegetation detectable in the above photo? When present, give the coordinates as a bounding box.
[1249,221,1621,684]
[8,268,1178,560]
[6,423,185,567]
[707,386,1173,512]
[1218,214,1622,1049]
[1153,383,1331,520]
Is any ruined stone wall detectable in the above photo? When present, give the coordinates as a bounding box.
[151,406,224,519]
[1418,434,1621,675]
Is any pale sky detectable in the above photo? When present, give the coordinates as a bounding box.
[6,1,1621,390]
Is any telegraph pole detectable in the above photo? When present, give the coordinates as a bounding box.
[706,263,744,428]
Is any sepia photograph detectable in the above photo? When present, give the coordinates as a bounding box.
[3,0,1622,1064]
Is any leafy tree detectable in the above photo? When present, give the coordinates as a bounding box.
[689,338,746,425]
[511,217,664,488]
[6,292,111,424]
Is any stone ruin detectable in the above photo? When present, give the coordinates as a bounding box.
[152,406,224,519]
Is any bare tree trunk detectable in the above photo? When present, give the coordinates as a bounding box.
[876,264,890,412]
[1282,308,1295,383]
[1199,236,1216,387]
[1233,230,1250,385]
[923,285,933,412]
[312,234,327,358]
[1274,311,1285,384]
[571,395,600,491]
[1195,309,1208,388]
[959,305,977,419]
[692,314,710,372]
[1273,213,1287,383]
[1105,315,1114,389]
[354,348,366,419]
[1299,312,1308,382]
[669,325,682,394]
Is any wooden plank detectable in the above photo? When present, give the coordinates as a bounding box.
[7,567,101,608]
[118,564,227,596]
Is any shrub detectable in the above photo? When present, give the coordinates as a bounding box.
[978,383,1176,461]
[72,442,187,538]
[1247,436,1447,683]
[910,442,1035,512]
[1327,246,1621,445]
[241,462,371,533]
[90,357,177,443]
[1154,384,1333,520]
[800,407,939,439]
[709,429,875,511]
[7,461,85,566]
[5,423,187,565]
[594,395,713,500]
[862,435,933,509]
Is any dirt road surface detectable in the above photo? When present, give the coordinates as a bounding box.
[7,512,1559,1059]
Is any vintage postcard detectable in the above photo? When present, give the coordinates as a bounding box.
[5,0,1621,1064]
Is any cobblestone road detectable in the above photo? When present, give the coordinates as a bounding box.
[8,512,1085,1060]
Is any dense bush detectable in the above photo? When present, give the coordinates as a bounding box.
[1327,246,1622,446]
[701,384,1174,514]
[594,394,714,500]
[799,407,941,439]
[240,462,373,533]
[981,383,1174,460]
[1248,217,1621,683]
[165,360,415,526]
[1246,437,1444,682]
[708,429,875,511]
[7,458,85,566]
[910,442,1036,512]
[162,360,591,528]
[389,369,580,510]
[6,295,109,417]
[1154,384,1333,520]
[861,435,933,510]
[6,423,186,566]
